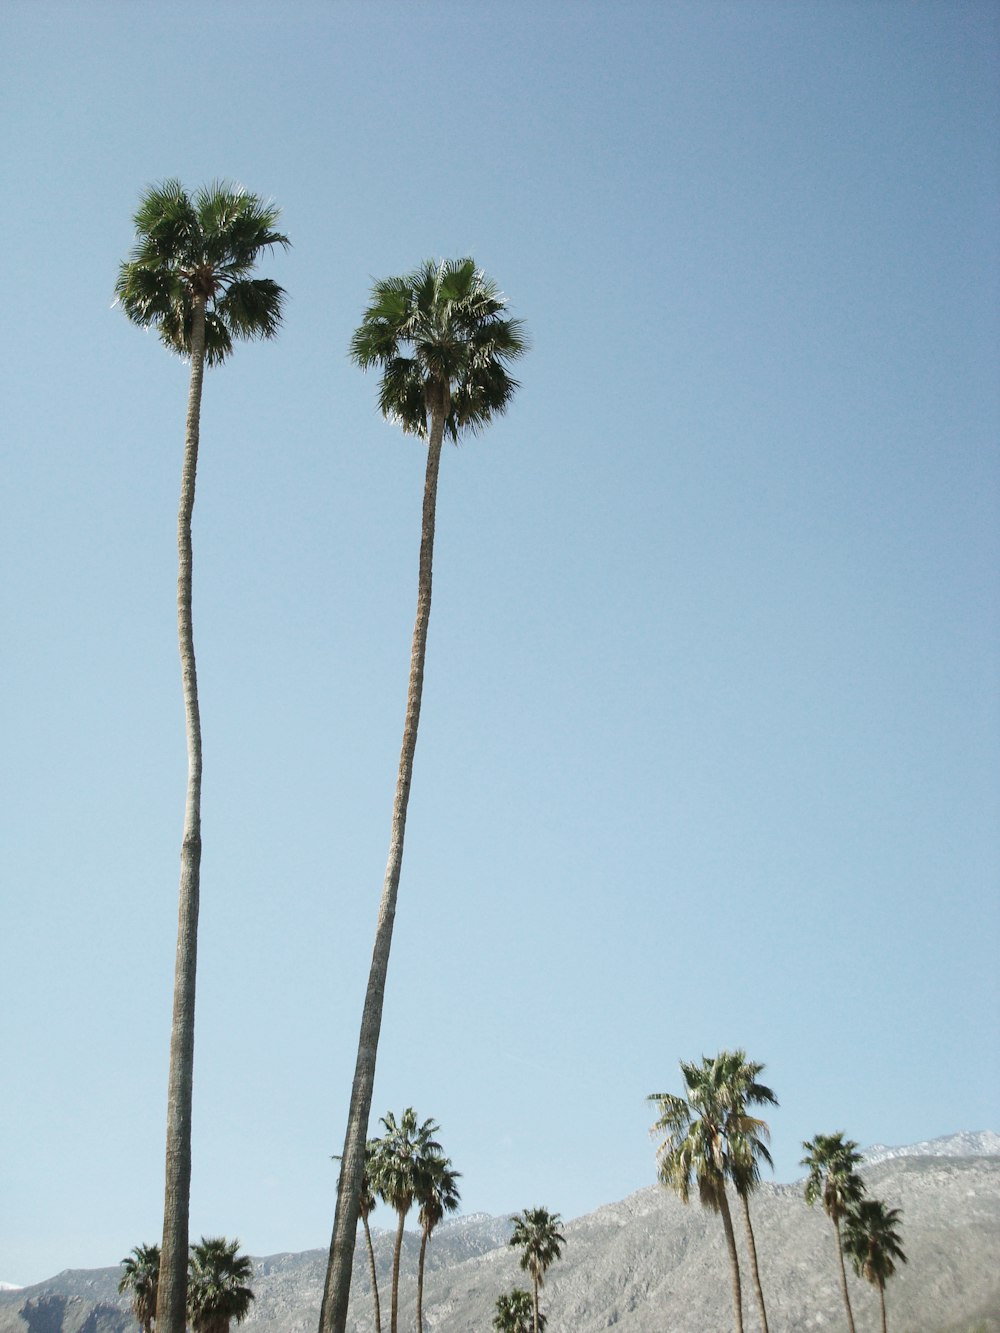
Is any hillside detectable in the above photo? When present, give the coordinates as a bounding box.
[3,1137,998,1333]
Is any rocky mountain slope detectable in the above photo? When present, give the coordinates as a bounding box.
[3,1134,998,1333]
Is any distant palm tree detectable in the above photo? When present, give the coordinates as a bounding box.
[373,1109,442,1333]
[649,1058,748,1333]
[320,260,525,1333]
[118,1243,160,1333]
[187,1237,254,1333]
[493,1288,544,1333]
[713,1050,778,1333]
[509,1208,564,1333]
[843,1198,907,1333]
[115,180,288,1333]
[414,1154,461,1333]
[802,1133,866,1333]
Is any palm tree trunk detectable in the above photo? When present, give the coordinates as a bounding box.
[737,1191,769,1333]
[531,1274,539,1333]
[390,1211,406,1333]
[156,296,207,1333]
[318,398,447,1333]
[718,1188,745,1333]
[833,1218,857,1333]
[415,1229,428,1333]
[878,1281,887,1333]
[361,1214,381,1333]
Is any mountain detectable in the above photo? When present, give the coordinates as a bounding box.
[3,1133,997,1333]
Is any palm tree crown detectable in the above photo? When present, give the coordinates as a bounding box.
[118,1244,160,1333]
[509,1207,564,1333]
[115,179,289,365]
[844,1198,907,1332]
[802,1132,866,1223]
[187,1237,254,1333]
[494,1289,545,1333]
[349,257,526,439]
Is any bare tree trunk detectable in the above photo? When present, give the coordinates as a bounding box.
[878,1282,887,1333]
[156,296,207,1333]
[531,1275,539,1333]
[361,1214,381,1333]
[718,1187,745,1333]
[319,396,447,1333]
[415,1229,428,1333]
[833,1219,857,1333]
[389,1211,406,1333]
[737,1191,769,1333]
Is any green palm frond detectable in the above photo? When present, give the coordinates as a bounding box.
[115,180,288,365]
[843,1198,907,1291]
[801,1132,866,1220]
[509,1207,565,1287]
[350,257,526,444]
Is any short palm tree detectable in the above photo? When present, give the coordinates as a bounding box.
[712,1050,778,1333]
[649,1058,747,1333]
[843,1198,907,1333]
[319,260,525,1333]
[802,1132,867,1333]
[509,1207,565,1333]
[187,1237,254,1333]
[373,1109,443,1333]
[414,1154,461,1333]
[493,1289,544,1333]
[118,1243,160,1333]
[115,180,287,1333]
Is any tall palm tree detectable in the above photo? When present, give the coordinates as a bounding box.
[712,1050,778,1333]
[187,1237,254,1333]
[118,1243,160,1333]
[801,1132,867,1333]
[649,1058,747,1333]
[493,1289,544,1333]
[115,181,288,1333]
[414,1154,461,1333]
[332,1141,384,1333]
[508,1207,564,1333]
[372,1109,442,1333]
[843,1198,906,1333]
[319,260,526,1333]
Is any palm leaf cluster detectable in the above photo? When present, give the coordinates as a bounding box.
[115,180,288,365]
[118,1237,253,1333]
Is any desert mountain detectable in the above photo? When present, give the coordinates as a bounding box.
[3,1133,997,1333]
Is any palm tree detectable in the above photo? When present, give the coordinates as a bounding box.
[332,1141,384,1333]
[493,1289,544,1333]
[509,1207,564,1333]
[187,1237,255,1333]
[319,260,526,1333]
[649,1059,746,1333]
[115,181,288,1333]
[712,1050,778,1333]
[372,1109,442,1333]
[414,1154,461,1333]
[118,1243,160,1333]
[802,1132,867,1333]
[843,1198,906,1333]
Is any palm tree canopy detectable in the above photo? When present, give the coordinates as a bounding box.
[187,1236,254,1333]
[374,1108,443,1217]
[801,1132,866,1222]
[115,180,289,366]
[649,1050,776,1212]
[118,1244,160,1330]
[494,1289,545,1333]
[844,1199,907,1291]
[509,1208,565,1288]
[416,1154,462,1237]
[349,257,527,442]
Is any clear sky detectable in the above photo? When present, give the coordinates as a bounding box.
[2,0,998,1291]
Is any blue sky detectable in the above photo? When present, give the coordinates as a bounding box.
[2,0,998,1290]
